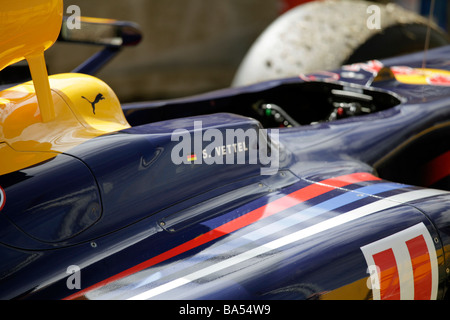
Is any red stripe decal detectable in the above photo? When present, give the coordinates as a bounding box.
[406,235,432,300]
[373,249,400,300]
[64,172,379,300]
[420,151,450,187]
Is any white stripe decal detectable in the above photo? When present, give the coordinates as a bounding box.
[91,183,407,299]
[128,188,448,300]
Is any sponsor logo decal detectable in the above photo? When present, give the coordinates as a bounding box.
[343,60,450,86]
[343,60,384,74]
[393,67,450,86]
[0,186,5,211]
[299,71,340,82]
[361,223,438,300]
[81,93,105,115]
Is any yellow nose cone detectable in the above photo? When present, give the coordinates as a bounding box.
[0,0,63,71]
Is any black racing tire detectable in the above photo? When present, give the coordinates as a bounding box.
[345,23,449,64]
[232,0,449,87]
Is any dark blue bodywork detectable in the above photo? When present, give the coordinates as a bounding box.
[1,45,450,300]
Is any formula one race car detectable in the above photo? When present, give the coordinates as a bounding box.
[1,0,450,302]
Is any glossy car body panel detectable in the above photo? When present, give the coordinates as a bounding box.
[1,1,450,300]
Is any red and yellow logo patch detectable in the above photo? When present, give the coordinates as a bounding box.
[343,60,450,87]
[390,66,450,86]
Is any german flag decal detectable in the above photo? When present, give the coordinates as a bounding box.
[187,154,197,162]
